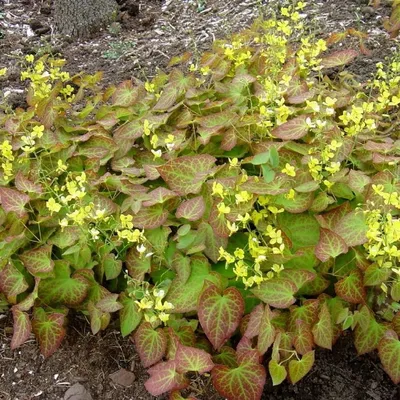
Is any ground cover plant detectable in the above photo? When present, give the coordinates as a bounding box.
[0,2,400,399]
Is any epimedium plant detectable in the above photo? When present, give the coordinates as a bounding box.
[0,2,400,399]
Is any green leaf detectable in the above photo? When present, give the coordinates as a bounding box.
[333,211,368,247]
[269,147,280,168]
[288,351,315,384]
[171,252,191,284]
[20,245,54,278]
[119,293,142,337]
[213,346,238,368]
[335,270,366,304]
[32,308,66,358]
[48,226,81,249]
[321,49,358,68]
[250,151,270,165]
[363,263,391,286]
[280,269,316,292]
[157,155,216,195]
[175,343,214,374]
[145,360,189,396]
[0,262,29,298]
[288,299,319,332]
[198,284,244,350]
[38,261,88,306]
[312,303,333,350]
[133,322,167,368]
[268,359,287,386]
[261,164,275,183]
[251,278,297,309]
[278,212,320,252]
[355,314,386,355]
[176,196,206,221]
[11,307,31,350]
[198,222,228,263]
[102,254,122,281]
[257,304,276,355]
[166,255,220,313]
[378,330,400,384]
[315,228,348,262]
[0,187,30,217]
[271,115,311,140]
[391,280,400,302]
[212,356,266,400]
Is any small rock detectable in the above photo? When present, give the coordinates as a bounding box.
[64,383,93,400]
[109,368,136,387]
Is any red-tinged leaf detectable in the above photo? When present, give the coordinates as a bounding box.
[11,307,31,349]
[145,360,189,396]
[0,262,29,298]
[176,196,206,221]
[113,119,143,142]
[271,115,311,140]
[348,170,371,194]
[333,211,368,247]
[15,172,43,194]
[321,49,358,68]
[209,201,230,238]
[257,304,276,355]
[96,293,123,313]
[133,322,167,368]
[175,326,196,347]
[197,110,238,129]
[157,155,216,195]
[142,187,178,207]
[38,261,88,306]
[153,85,179,111]
[119,293,142,337]
[112,80,143,106]
[317,202,352,230]
[315,228,348,262]
[132,205,169,229]
[312,304,333,350]
[288,351,315,384]
[19,245,54,277]
[288,300,320,332]
[244,303,264,339]
[32,308,66,358]
[251,278,297,309]
[212,358,266,400]
[280,269,316,292]
[393,312,400,337]
[355,316,386,355]
[236,337,259,363]
[298,274,330,296]
[221,127,237,151]
[213,346,238,368]
[125,248,151,281]
[48,226,80,249]
[378,330,400,384]
[0,187,30,217]
[293,319,314,355]
[175,344,214,374]
[335,270,366,304]
[199,284,244,351]
[268,359,287,386]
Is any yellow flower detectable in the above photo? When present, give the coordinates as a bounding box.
[0,67,7,77]
[144,82,155,93]
[46,198,62,214]
[25,54,35,63]
[281,163,296,177]
[59,218,68,230]
[234,248,245,259]
[56,159,67,173]
[158,312,170,323]
[120,214,134,229]
[217,202,231,215]
[212,182,225,198]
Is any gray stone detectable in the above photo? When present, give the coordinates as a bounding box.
[64,383,93,400]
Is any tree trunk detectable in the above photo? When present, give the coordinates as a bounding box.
[54,0,119,38]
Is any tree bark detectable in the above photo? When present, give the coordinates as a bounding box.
[54,0,119,38]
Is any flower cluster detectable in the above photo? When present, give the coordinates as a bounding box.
[0,140,14,181]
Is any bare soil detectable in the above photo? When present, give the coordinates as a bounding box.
[0,1,399,399]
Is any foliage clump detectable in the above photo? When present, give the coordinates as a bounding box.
[1,2,400,399]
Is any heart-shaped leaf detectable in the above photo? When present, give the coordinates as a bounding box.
[11,307,31,350]
[251,278,297,309]
[199,284,244,351]
[312,303,333,350]
[175,343,214,374]
[378,330,400,384]
[268,359,287,386]
[288,350,315,384]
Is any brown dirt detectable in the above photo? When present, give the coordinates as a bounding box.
[1,1,400,399]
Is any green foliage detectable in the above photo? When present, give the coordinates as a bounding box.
[1,2,400,399]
